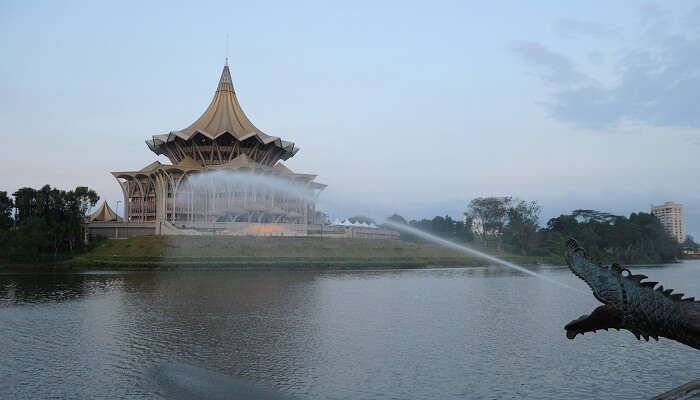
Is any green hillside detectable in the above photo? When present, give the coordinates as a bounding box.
[66,235,521,269]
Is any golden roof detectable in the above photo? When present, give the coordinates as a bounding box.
[89,201,122,222]
[176,65,268,139]
[219,153,258,169]
[177,155,201,168]
[113,158,322,185]
[139,161,162,172]
[146,65,298,159]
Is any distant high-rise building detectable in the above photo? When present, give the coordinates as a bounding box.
[651,202,686,243]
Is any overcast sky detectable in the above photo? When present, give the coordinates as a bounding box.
[1,1,699,236]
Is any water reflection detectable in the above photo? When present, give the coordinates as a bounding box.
[147,362,294,400]
[0,273,120,305]
[0,262,698,399]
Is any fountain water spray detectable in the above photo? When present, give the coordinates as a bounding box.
[180,170,583,293]
[184,170,319,201]
[381,219,586,293]
[172,170,324,228]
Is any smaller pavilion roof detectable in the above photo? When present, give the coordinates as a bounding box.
[89,201,122,222]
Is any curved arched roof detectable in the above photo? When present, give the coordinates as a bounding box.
[175,65,269,139]
[147,65,298,159]
[89,201,122,222]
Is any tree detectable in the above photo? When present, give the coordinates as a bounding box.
[682,235,699,250]
[430,215,455,237]
[546,214,578,234]
[0,191,13,230]
[383,214,417,240]
[540,209,681,263]
[3,185,99,260]
[348,215,375,225]
[466,197,512,248]
[65,186,99,251]
[13,187,38,225]
[2,217,53,262]
[571,209,617,224]
[386,214,407,225]
[455,219,474,242]
[71,186,99,217]
[503,200,541,255]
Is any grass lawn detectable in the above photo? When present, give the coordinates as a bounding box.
[64,235,562,269]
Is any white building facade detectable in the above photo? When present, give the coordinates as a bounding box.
[651,201,686,243]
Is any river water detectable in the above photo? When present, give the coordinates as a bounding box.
[1,261,698,399]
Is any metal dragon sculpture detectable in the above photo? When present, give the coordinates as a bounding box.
[564,238,700,350]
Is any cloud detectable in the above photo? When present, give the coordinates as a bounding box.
[556,36,700,128]
[554,19,614,39]
[512,9,700,129]
[548,86,619,129]
[509,41,587,86]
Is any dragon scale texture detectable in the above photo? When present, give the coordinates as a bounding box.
[564,239,700,350]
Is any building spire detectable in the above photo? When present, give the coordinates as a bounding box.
[225,33,229,67]
[217,63,234,93]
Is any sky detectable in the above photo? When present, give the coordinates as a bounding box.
[1,1,699,236]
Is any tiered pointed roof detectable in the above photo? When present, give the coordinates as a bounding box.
[146,65,298,159]
[177,155,201,168]
[114,159,326,189]
[219,153,258,168]
[89,201,122,222]
[139,161,162,172]
[175,65,268,139]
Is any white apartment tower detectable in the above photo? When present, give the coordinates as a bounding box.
[651,201,686,243]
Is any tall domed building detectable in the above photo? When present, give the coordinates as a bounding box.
[105,64,326,236]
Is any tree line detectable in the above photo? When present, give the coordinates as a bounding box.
[682,235,699,251]
[0,185,99,262]
[0,186,686,264]
[387,196,683,263]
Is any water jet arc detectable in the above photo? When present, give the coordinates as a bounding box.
[184,171,581,293]
[382,220,586,294]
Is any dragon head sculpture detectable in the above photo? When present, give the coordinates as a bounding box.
[564,238,626,339]
[564,238,700,349]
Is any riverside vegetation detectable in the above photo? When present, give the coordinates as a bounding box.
[390,197,686,264]
[0,188,689,267]
[0,186,99,263]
